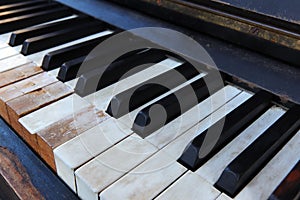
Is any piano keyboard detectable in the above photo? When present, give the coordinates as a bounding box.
[0,1,299,200]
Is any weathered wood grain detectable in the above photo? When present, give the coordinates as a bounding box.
[0,72,57,122]
[37,106,109,170]
[6,82,73,152]
[0,147,44,200]
[0,63,42,88]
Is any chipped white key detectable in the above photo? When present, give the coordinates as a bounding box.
[100,150,186,200]
[27,31,113,66]
[0,46,19,60]
[146,86,246,149]
[83,58,183,110]
[75,134,158,200]
[19,94,91,134]
[54,117,132,191]
[155,171,220,200]
[0,54,30,73]
[195,107,285,184]
[234,131,300,200]
[161,91,252,162]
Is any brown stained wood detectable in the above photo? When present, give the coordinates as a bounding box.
[0,62,42,88]
[37,106,109,170]
[5,82,73,153]
[0,72,57,123]
[0,146,44,200]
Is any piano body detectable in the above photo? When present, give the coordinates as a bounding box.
[0,0,299,199]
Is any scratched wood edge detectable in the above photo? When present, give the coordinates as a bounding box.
[0,117,79,200]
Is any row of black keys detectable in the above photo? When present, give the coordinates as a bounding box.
[0,0,110,54]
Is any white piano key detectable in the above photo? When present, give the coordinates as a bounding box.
[0,54,30,73]
[234,130,300,200]
[19,94,92,134]
[27,30,113,66]
[195,106,285,184]
[155,171,220,200]
[146,86,246,149]
[47,68,60,77]
[54,117,132,191]
[0,41,8,49]
[216,193,232,200]
[161,91,252,162]
[0,32,11,43]
[83,57,184,110]
[0,46,19,60]
[100,150,187,200]
[65,78,79,89]
[75,134,158,200]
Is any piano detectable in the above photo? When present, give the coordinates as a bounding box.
[0,0,299,199]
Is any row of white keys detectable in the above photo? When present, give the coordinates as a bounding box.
[54,58,200,191]
[74,75,225,199]
[0,30,113,73]
[147,92,252,199]
[74,88,247,199]
[216,130,300,200]
[76,134,158,200]
[53,58,183,190]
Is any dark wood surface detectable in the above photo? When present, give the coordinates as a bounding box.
[0,117,79,200]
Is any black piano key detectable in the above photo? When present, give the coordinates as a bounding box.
[177,90,273,171]
[269,161,300,200]
[75,49,167,96]
[0,0,31,6]
[41,33,114,71]
[106,62,201,118]
[0,0,47,13]
[57,48,145,82]
[0,2,60,21]
[132,72,223,138]
[21,21,107,55]
[215,106,300,197]
[9,15,91,46]
[0,7,73,34]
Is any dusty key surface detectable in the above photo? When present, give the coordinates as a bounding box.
[54,118,132,191]
[0,62,42,88]
[37,106,108,170]
[0,72,57,123]
[155,171,220,200]
[75,134,157,200]
[6,81,73,148]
